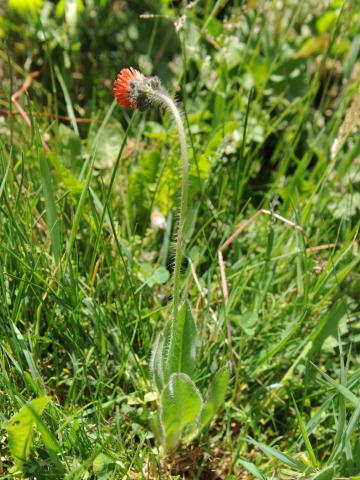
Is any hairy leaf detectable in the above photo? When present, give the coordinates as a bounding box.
[160,373,203,451]
[166,303,197,381]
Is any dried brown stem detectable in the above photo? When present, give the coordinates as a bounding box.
[11,71,40,128]
[11,71,51,151]
[0,108,117,128]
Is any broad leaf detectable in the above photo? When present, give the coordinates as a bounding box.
[93,452,115,480]
[6,397,52,470]
[160,373,203,451]
[200,366,230,430]
[148,410,163,445]
[166,303,197,380]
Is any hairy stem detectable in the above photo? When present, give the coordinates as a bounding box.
[156,91,189,369]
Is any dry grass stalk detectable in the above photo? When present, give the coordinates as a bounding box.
[11,71,50,152]
[331,62,360,161]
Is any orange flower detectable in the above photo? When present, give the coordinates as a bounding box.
[113,67,145,109]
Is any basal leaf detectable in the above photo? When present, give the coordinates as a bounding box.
[160,373,203,451]
[6,397,52,470]
[166,303,197,380]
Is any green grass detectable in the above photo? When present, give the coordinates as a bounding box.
[0,0,359,478]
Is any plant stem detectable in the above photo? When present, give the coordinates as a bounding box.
[156,92,189,364]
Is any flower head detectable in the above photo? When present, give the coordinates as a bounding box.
[114,67,166,111]
[113,67,145,109]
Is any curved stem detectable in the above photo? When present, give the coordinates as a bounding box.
[156,92,189,367]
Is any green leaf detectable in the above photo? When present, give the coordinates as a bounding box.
[152,267,170,285]
[316,10,337,34]
[237,458,266,480]
[55,66,79,136]
[150,332,165,392]
[6,397,52,470]
[247,437,307,472]
[292,395,318,467]
[312,467,335,480]
[93,453,115,480]
[137,263,170,288]
[39,153,61,264]
[8,0,44,16]
[166,303,197,380]
[231,311,258,336]
[310,301,347,355]
[327,192,360,219]
[0,155,10,200]
[128,151,162,216]
[160,373,203,451]
[200,366,230,430]
[150,318,173,391]
[93,125,124,171]
[49,152,84,195]
[183,205,199,242]
[313,364,360,408]
[344,34,360,81]
[149,410,163,444]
